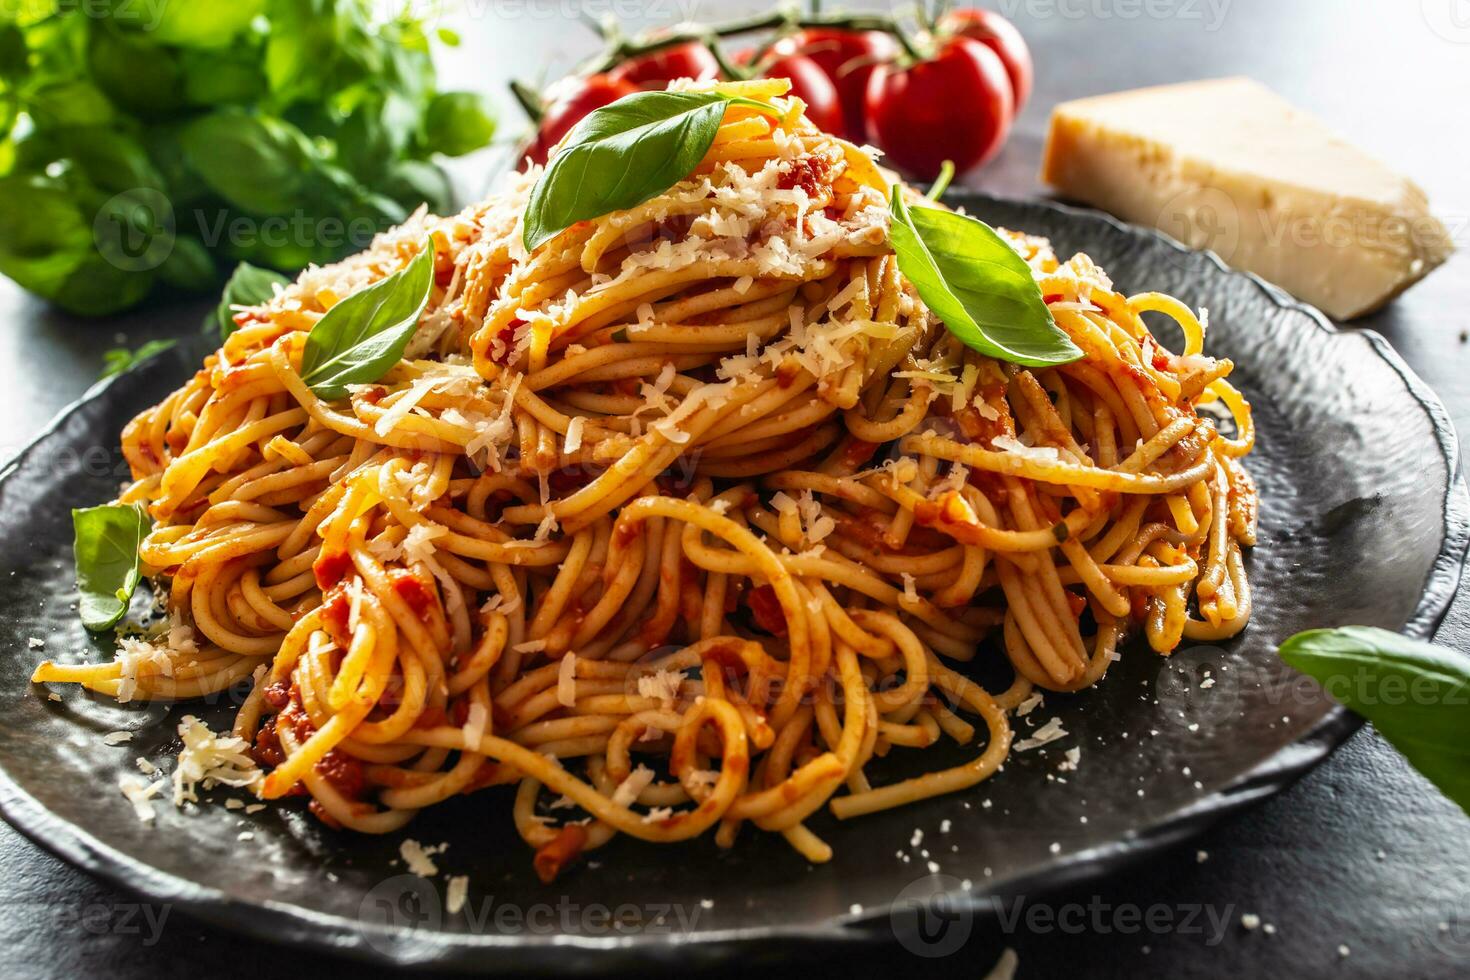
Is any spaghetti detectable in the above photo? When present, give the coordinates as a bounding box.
[34,81,1257,876]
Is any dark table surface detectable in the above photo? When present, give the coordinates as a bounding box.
[1,1,1467,978]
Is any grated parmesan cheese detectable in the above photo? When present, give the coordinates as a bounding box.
[611,765,655,808]
[400,838,441,877]
[686,769,720,790]
[637,668,684,707]
[402,521,447,565]
[991,434,1061,462]
[462,702,489,748]
[446,875,469,914]
[114,612,197,702]
[1014,717,1069,752]
[563,416,585,454]
[557,653,577,707]
[119,773,166,823]
[172,715,263,805]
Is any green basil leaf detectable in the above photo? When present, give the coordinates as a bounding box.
[381,159,452,215]
[156,234,217,292]
[212,262,290,342]
[50,127,164,194]
[299,239,434,399]
[100,338,176,381]
[889,187,1083,367]
[1280,626,1470,815]
[179,109,316,215]
[73,503,151,632]
[54,253,156,317]
[179,46,265,106]
[0,174,93,300]
[264,0,352,103]
[86,27,185,117]
[140,0,265,49]
[422,91,496,157]
[26,80,115,129]
[523,91,746,252]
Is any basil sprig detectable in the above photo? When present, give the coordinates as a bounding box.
[1280,626,1470,814]
[73,503,151,632]
[100,339,176,381]
[889,187,1082,367]
[299,240,435,400]
[212,262,291,343]
[522,90,769,252]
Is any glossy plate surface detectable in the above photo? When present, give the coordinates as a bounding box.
[0,193,1464,972]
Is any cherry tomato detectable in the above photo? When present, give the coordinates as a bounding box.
[770,28,898,141]
[865,37,1014,178]
[528,73,637,166]
[609,40,720,88]
[938,8,1034,110]
[732,47,844,136]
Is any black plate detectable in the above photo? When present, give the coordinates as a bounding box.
[0,193,1465,973]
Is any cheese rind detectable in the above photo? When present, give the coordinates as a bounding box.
[1041,77,1453,320]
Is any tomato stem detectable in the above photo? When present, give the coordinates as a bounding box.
[578,12,613,41]
[926,160,955,200]
[584,9,936,78]
[508,79,544,124]
[704,38,749,83]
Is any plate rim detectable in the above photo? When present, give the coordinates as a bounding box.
[0,191,1465,972]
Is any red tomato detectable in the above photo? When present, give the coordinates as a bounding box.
[865,37,1014,178]
[745,585,788,637]
[527,74,638,166]
[750,51,844,135]
[609,40,720,88]
[938,8,1034,110]
[771,28,898,141]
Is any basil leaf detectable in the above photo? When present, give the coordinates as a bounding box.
[889,187,1083,367]
[523,91,746,252]
[0,175,93,301]
[1280,626,1470,814]
[73,504,151,632]
[179,109,316,216]
[299,240,434,399]
[100,339,176,381]
[423,91,497,157]
[212,262,290,342]
[142,0,265,49]
[157,235,217,292]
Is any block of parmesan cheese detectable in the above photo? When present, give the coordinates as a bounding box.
[1040,77,1453,320]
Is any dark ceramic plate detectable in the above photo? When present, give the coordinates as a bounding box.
[0,193,1465,973]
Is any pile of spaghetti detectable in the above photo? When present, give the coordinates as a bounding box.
[34,82,1256,876]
